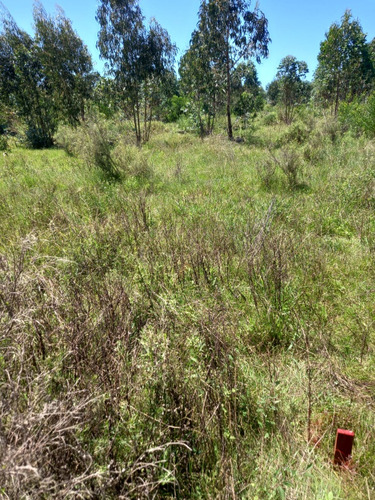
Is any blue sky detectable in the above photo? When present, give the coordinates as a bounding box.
[2,0,375,87]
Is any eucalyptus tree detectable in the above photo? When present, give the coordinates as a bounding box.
[266,79,280,106]
[179,28,221,136]
[276,56,309,124]
[34,4,96,123]
[0,6,94,147]
[369,38,375,70]
[92,76,120,118]
[315,10,374,115]
[0,16,57,147]
[231,62,265,118]
[96,0,176,145]
[194,0,270,140]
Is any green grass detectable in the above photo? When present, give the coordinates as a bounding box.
[0,115,374,498]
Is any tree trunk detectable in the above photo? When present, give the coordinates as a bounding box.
[334,76,341,116]
[136,99,141,147]
[133,103,141,147]
[80,100,85,122]
[226,40,233,141]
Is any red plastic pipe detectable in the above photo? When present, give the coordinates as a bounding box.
[334,429,354,465]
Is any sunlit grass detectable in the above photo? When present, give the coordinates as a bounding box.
[0,115,374,498]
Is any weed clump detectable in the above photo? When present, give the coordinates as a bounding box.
[259,147,305,189]
[0,134,8,151]
[56,116,153,181]
[56,117,120,178]
[276,122,310,147]
[262,111,278,126]
[339,92,375,137]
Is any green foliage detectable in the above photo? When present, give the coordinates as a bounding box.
[3,2,375,497]
[1,118,375,498]
[179,28,220,136]
[234,91,264,117]
[260,147,305,190]
[56,114,153,181]
[276,56,309,124]
[315,10,374,114]
[56,120,118,178]
[232,62,266,118]
[262,111,278,125]
[165,95,188,123]
[0,134,8,151]
[96,0,176,145]
[369,37,375,71]
[277,122,310,146]
[91,77,118,118]
[0,6,95,148]
[267,79,281,106]
[339,91,375,137]
[185,0,270,140]
[33,4,97,124]
[0,20,56,147]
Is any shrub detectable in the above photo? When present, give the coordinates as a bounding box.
[320,116,343,143]
[276,122,310,146]
[0,134,8,151]
[113,142,153,179]
[54,124,79,155]
[257,156,277,189]
[303,137,325,165]
[265,147,304,189]
[165,95,188,122]
[56,116,153,181]
[262,111,278,126]
[56,117,120,178]
[87,124,119,178]
[26,125,55,149]
[339,92,375,137]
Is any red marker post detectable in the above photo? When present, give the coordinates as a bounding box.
[334,429,354,465]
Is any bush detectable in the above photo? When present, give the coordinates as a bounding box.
[321,117,343,143]
[277,148,303,188]
[262,148,304,189]
[26,126,55,149]
[113,142,153,179]
[87,124,119,178]
[257,157,277,189]
[339,92,375,137]
[303,136,326,165]
[262,111,278,126]
[56,116,121,178]
[0,134,8,151]
[276,122,310,146]
[165,95,188,123]
[56,116,153,180]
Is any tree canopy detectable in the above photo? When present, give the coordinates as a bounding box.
[96,0,176,145]
[276,56,309,124]
[179,27,222,136]
[188,0,270,140]
[314,10,374,115]
[0,5,95,147]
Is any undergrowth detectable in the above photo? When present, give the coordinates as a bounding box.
[0,114,374,499]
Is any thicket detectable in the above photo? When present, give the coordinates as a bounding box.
[339,92,375,137]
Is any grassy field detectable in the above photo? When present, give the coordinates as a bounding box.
[0,113,374,498]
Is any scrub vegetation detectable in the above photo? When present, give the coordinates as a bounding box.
[0,1,375,499]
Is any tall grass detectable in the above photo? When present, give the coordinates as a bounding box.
[0,114,374,498]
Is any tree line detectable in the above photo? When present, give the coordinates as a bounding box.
[1,1,375,148]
